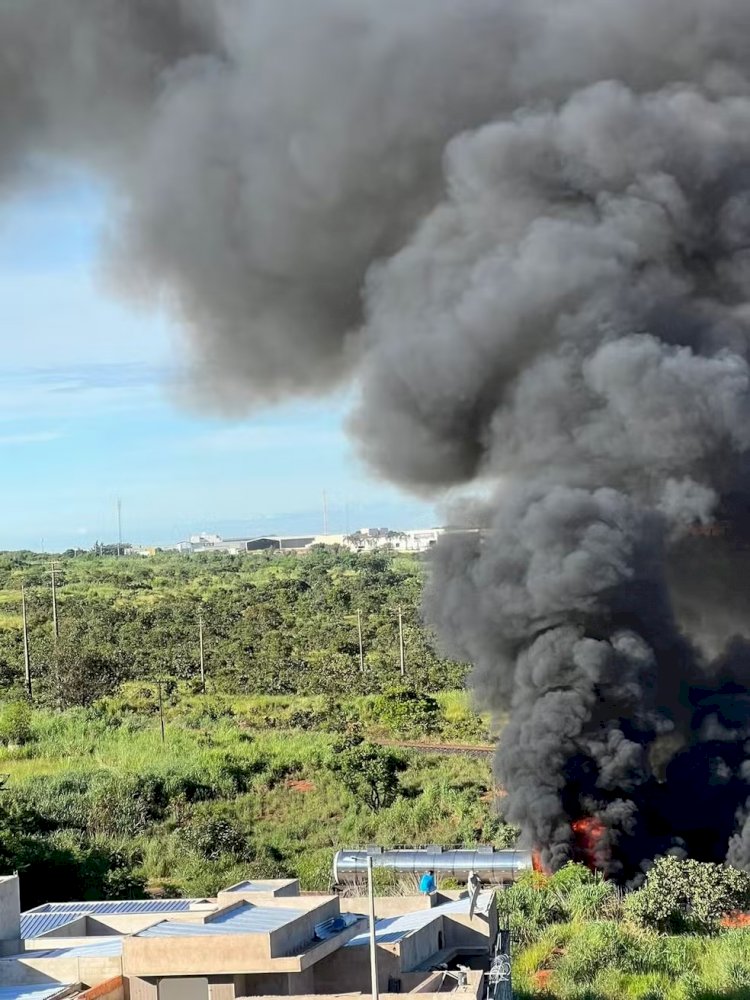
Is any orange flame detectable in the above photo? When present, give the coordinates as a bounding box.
[571,816,607,870]
[532,849,550,875]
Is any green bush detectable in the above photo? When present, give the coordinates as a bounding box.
[372,687,439,738]
[180,816,249,861]
[625,856,750,932]
[0,700,33,746]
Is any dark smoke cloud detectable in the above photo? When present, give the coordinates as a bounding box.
[6,0,750,876]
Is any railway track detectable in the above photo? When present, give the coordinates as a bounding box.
[375,739,495,759]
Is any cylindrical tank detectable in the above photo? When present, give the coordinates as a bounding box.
[333,848,533,885]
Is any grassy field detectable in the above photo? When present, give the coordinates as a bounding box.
[0,688,507,904]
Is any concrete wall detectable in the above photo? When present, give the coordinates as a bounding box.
[339,897,433,919]
[442,897,497,952]
[0,876,20,956]
[127,976,157,1000]
[218,881,300,903]
[124,932,271,978]
[313,942,401,995]
[268,898,339,959]
[0,951,121,987]
[237,972,287,996]
[124,899,343,979]
[89,914,213,935]
[399,921,442,974]
[209,981,234,1000]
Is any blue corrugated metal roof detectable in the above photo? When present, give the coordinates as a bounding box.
[0,987,72,1000]
[20,913,81,939]
[136,903,306,938]
[27,899,200,916]
[345,893,493,948]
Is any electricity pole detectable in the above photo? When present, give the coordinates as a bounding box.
[397,607,405,677]
[357,610,365,673]
[323,490,329,536]
[199,615,206,694]
[116,498,123,557]
[21,587,31,700]
[158,679,165,744]
[50,562,59,642]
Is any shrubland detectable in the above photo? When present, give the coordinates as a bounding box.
[0,686,502,908]
[0,548,468,703]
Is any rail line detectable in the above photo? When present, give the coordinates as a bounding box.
[375,739,495,759]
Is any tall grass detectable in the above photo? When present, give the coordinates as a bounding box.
[510,876,750,1000]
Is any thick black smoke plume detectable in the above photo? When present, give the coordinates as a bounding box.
[6,0,750,878]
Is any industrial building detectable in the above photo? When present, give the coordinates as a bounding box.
[174,534,345,555]
[0,872,501,1000]
[170,527,481,556]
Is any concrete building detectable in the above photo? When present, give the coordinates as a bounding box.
[173,535,346,555]
[0,875,498,1000]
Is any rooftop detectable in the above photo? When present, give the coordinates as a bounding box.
[0,988,73,1000]
[8,940,123,960]
[345,893,493,947]
[135,903,307,938]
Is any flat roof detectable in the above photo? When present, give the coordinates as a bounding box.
[345,893,493,947]
[26,899,206,916]
[225,881,285,893]
[9,940,123,960]
[135,903,307,939]
[0,989,73,1000]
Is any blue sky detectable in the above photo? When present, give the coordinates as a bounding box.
[0,177,434,550]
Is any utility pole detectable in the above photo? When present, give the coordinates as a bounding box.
[357,609,365,673]
[199,615,206,694]
[398,607,405,677]
[116,498,123,557]
[158,679,165,744]
[322,490,329,537]
[366,854,379,1000]
[21,586,31,701]
[50,562,59,642]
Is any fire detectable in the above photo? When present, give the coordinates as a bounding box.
[720,912,750,929]
[532,850,550,875]
[571,816,607,870]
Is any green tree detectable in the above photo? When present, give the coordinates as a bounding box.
[328,735,406,811]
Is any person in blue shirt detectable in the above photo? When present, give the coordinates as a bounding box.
[419,870,436,895]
